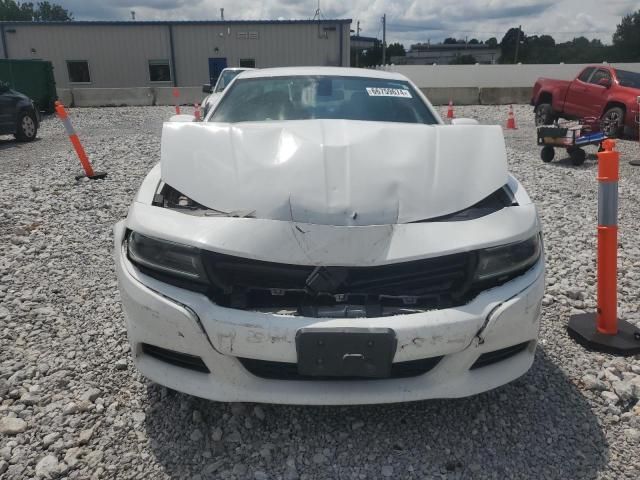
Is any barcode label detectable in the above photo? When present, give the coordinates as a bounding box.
[365,87,412,98]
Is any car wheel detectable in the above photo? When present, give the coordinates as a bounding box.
[535,103,554,126]
[15,111,38,142]
[540,146,555,163]
[601,107,624,138]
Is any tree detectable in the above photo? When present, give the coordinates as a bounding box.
[0,0,28,20]
[359,41,382,67]
[612,10,640,61]
[499,27,527,63]
[33,1,72,20]
[449,54,477,65]
[0,0,72,21]
[536,35,555,48]
[386,42,405,57]
[443,37,458,44]
[468,38,479,44]
[485,37,498,48]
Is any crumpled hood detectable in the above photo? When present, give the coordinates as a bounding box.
[160,120,508,226]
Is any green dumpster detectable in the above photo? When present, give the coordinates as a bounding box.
[0,59,57,113]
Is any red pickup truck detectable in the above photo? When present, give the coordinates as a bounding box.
[531,66,640,138]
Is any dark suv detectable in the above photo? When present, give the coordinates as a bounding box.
[0,84,39,141]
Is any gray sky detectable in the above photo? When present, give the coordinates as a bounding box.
[59,0,637,46]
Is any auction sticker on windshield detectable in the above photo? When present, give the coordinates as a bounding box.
[366,87,412,98]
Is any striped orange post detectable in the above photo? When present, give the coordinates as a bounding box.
[172,88,181,115]
[55,101,106,180]
[595,139,619,334]
[567,139,640,355]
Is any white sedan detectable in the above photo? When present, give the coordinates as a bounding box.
[114,67,544,405]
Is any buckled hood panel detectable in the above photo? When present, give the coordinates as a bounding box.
[160,120,508,226]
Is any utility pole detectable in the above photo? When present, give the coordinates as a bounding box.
[514,24,521,64]
[355,20,361,68]
[382,14,386,66]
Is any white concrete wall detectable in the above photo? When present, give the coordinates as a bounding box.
[380,63,640,88]
[57,86,217,107]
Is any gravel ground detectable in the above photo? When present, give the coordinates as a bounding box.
[1,104,640,480]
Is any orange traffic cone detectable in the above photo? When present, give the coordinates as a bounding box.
[506,105,517,129]
[172,88,181,115]
[447,99,454,119]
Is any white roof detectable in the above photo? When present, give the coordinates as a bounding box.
[239,66,409,81]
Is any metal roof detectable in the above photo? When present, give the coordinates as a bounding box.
[0,19,351,27]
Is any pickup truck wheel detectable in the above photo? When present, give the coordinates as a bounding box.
[541,146,555,162]
[14,111,38,142]
[601,107,624,138]
[535,103,554,126]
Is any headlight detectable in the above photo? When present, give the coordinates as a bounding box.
[127,231,207,283]
[475,234,541,282]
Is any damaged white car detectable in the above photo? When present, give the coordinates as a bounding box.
[114,67,544,405]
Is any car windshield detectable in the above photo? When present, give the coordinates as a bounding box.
[209,75,438,124]
[214,70,243,92]
[615,69,640,89]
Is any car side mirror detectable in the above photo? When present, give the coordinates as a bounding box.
[202,83,212,94]
[597,78,611,88]
[451,118,479,125]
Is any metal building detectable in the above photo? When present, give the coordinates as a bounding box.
[0,20,351,91]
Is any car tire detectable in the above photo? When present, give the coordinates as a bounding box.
[541,146,555,163]
[601,106,624,138]
[15,111,38,142]
[535,103,554,126]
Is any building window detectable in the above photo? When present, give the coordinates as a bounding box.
[239,58,256,68]
[148,60,172,82]
[67,60,91,83]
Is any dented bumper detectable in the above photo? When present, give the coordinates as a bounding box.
[114,218,544,405]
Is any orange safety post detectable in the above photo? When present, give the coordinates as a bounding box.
[54,101,106,180]
[567,139,640,355]
[595,139,619,334]
[173,88,181,115]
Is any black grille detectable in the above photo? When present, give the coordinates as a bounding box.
[141,344,210,373]
[470,342,530,370]
[238,356,443,380]
[201,250,475,316]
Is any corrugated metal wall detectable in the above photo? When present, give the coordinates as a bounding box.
[0,21,351,89]
[3,24,170,88]
[172,22,350,86]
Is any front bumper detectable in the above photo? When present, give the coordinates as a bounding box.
[114,221,544,405]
